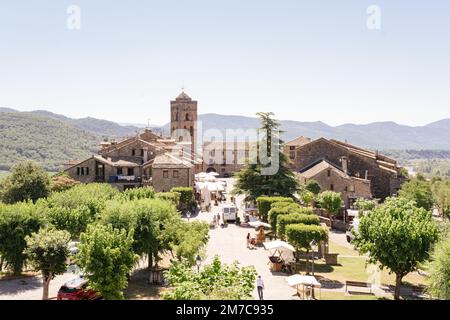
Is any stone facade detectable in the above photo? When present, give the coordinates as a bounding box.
[202,141,255,177]
[286,137,405,200]
[297,159,372,208]
[170,92,198,160]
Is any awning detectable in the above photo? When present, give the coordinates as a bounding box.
[249,221,272,229]
[263,241,295,252]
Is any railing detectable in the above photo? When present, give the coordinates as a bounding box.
[108,176,142,183]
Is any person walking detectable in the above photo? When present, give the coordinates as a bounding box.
[246,233,251,248]
[256,275,264,300]
[216,212,221,227]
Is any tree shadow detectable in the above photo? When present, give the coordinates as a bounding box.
[124,269,166,300]
[0,276,42,296]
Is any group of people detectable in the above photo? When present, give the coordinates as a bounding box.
[212,212,225,228]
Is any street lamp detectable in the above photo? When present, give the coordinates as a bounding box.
[186,210,191,222]
[310,240,317,276]
[195,255,202,273]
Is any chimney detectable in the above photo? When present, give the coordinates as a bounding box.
[341,156,348,174]
[365,170,369,180]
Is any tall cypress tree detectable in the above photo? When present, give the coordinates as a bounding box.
[234,112,299,200]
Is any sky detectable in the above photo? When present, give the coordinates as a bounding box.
[0,0,449,127]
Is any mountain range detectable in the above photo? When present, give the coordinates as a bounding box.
[1,107,450,171]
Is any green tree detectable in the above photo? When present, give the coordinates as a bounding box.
[1,161,50,204]
[398,178,434,211]
[305,180,321,195]
[277,213,320,240]
[317,191,343,219]
[285,224,328,274]
[24,228,70,300]
[233,112,299,201]
[155,192,181,206]
[300,190,315,207]
[353,197,439,300]
[354,198,377,214]
[431,180,450,218]
[0,202,42,275]
[426,229,450,299]
[44,204,92,239]
[171,221,209,265]
[77,224,138,300]
[163,256,256,300]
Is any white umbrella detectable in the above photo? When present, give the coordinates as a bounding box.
[286,275,321,288]
[204,175,216,182]
[208,172,220,176]
[263,240,295,252]
[249,221,272,229]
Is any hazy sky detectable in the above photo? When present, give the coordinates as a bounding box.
[1,1,449,126]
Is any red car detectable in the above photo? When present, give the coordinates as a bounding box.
[57,276,101,300]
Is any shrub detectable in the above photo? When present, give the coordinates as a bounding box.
[277,213,320,240]
[317,191,343,218]
[268,206,314,236]
[156,192,181,206]
[171,187,195,211]
[120,187,155,201]
[256,196,294,220]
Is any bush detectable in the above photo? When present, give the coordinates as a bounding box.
[305,180,321,195]
[120,187,155,201]
[156,192,181,206]
[171,187,195,211]
[256,196,294,220]
[0,202,42,275]
[277,213,320,240]
[268,206,314,236]
[317,191,343,217]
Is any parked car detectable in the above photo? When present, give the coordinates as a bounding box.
[222,204,238,222]
[223,173,230,178]
[57,276,101,300]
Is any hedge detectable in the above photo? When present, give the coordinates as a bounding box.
[268,206,315,236]
[277,213,320,240]
[256,197,294,220]
[285,224,328,250]
[120,187,155,201]
[171,187,196,211]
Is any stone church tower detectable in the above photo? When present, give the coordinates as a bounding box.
[170,91,198,159]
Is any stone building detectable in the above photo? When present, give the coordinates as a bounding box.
[296,159,372,208]
[285,137,405,200]
[65,92,199,192]
[202,141,256,177]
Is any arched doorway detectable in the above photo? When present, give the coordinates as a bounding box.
[206,167,217,173]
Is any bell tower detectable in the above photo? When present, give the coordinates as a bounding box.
[170,91,198,159]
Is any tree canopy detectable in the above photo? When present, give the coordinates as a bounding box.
[233,112,299,200]
[353,197,439,300]
[398,178,434,212]
[426,228,450,299]
[317,191,343,217]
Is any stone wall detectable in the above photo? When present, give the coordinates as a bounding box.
[152,167,193,192]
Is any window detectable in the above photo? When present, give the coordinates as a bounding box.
[85,167,89,175]
[173,170,179,178]
[128,168,134,176]
[132,149,136,156]
[210,150,215,157]
[327,170,331,177]
[140,149,144,157]
[186,113,190,121]
[190,126,194,137]
[117,167,123,175]
[77,167,80,176]
[290,151,295,159]
[344,186,348,192]
[289,146,295,150]
[81,167,85,175]
[330,184,334,191]
[163,170,169,178]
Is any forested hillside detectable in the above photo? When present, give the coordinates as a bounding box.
[0,112,100,171]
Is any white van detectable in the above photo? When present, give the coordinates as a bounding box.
[222,205,238,222]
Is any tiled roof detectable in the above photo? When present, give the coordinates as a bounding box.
[176,91,191,100]
[202,141,256,150]
[152,153,193,169]
[285,136,313,147]
[299,159,349,179]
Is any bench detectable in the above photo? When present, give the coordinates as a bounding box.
[345,281,372,294]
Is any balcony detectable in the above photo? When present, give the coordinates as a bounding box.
[108,175,141,183]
